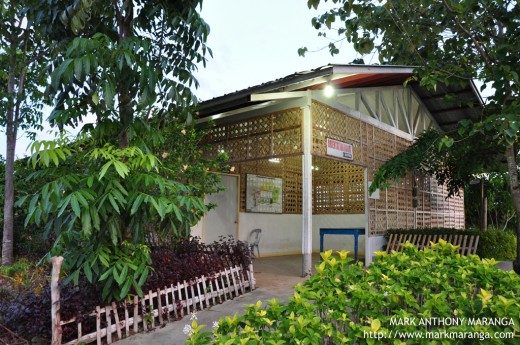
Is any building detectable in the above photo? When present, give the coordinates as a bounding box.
[191,64,483,274]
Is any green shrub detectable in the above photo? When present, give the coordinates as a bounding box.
[0,258,49,295]
[0,258,32,277]
[0,237,251,342]
[478,229,517,261]
[187,241,520,344]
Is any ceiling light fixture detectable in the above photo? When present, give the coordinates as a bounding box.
[323,83,335,98]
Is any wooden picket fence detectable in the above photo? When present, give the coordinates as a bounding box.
[386,232,479,255]
[52,263,255,345]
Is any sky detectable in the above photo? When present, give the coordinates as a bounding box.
[194,0,360,101]
[0,0,360,158]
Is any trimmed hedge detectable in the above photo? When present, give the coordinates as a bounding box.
[478,229,517,261]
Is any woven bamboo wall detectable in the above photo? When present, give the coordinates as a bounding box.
[235,157,302,214]
[312,101,367,165]
[203,108,303,162]
[202,101,464,235]
[229,157,365,215]
[313,157,365,214]
[311,101,464,236]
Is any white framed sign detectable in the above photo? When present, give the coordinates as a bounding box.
[326,137,353,160]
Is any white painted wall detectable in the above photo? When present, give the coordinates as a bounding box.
[235,212,367,257]
[312,214,367,255]
[191,221,203,239]
[190,174,239,243]
[193,189,374,259]
[238,213,302,256]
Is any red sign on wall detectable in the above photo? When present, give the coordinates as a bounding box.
[326,138,353,160]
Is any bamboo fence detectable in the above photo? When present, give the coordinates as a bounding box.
[386,233,479,255]
[52,262,255,345]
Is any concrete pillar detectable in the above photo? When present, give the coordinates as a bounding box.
[364,169,372,266]
[302,95,313,277]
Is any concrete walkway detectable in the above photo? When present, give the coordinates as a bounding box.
[115,255,319,345]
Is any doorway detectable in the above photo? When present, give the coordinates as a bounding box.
[203,174,239,243]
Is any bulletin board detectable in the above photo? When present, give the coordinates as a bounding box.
[246,174,283,213]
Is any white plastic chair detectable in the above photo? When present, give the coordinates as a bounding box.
[248,228,262,257]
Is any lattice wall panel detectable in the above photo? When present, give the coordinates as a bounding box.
[273,128,302,156]
[234,157,302,214]
[374,196,387,210]
[313,157,365,214]
[231,156,365,215]
[227,138,248,161]
[310,101,465,235]
[386,189,398,210]
[386,212,400,229]
[284,156,303,214]
[202,108,303,162]
[311,102,366,165]
[374,128,396,161]
[397,188,411,211]
[415,176,465,230]
[202,101,465,235]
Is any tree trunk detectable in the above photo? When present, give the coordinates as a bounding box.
[51,256,64,345]
[2,35,18,266]
[505,144,520,274]
[2,120,16,266]
[480,180,487,231]
[115,0,134,241]
[115,0,134,150]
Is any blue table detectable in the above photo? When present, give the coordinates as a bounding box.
[319,228,366,261]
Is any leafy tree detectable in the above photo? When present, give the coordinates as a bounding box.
[23,116,226,303]
[1,0,47,266]
[465,173,517,232]
[19,0,217,301]
[40,0,210,146]
[305,0,520,271]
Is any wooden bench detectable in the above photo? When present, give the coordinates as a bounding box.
[386,232,480,256]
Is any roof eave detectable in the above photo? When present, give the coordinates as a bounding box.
[198,65,334,116]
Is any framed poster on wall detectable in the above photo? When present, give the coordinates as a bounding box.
[246,174,283,213]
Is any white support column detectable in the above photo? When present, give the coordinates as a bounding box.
[302,94,313,277]
[364,168,372,266]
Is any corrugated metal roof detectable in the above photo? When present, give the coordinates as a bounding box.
[199,64,483,133]
[410,82,483,133]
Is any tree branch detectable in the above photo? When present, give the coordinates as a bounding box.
[14,24,30,124]
[441,0,495,74]
[112,0,123,41]
[384,2,474,82]
[502,212,515,232]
